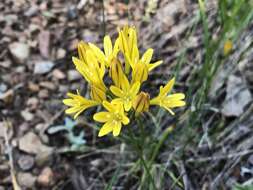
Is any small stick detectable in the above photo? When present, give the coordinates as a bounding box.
[186,149,253,163]
[3,119,21,190]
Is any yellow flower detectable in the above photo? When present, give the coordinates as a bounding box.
[118,26,139,73]
[63,91,99,119]
[118,26,162,75]
[109,58,125,88]
[89,35,119,67]
[72,47,106,91]
[133,92,150,114]
[93,101,129,137]
[77,41,90,62]
[150,78,185,115]
[110,75,140,111]
[223,39,233,55]
[90,85,106,103]
[131,62,149,84]
[63,25,186,137]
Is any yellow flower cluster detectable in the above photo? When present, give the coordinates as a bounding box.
[63,26,185,137]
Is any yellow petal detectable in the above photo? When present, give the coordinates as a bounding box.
[121,75,130,92]
[93,112,111,122]
[149,97,159,105]
[65,107,81,114]
[110,86,124,97]
[102,101,115,112]
[122,115,130,125]
[148,60,163,71]
[113,38,120,57]
[163,106,175,115]
[130,82,140,96]
[164,100,186,108]
[74,108,86,119]
[131,44,139,65]
[124,100,132,111]
[111,98,123,105]
[141,48,153,65]
[88,43,106,64]
[77,41,89,61]
[104,35,112,57]
[62,99,75,106]
[132,63,148,84]
[90,85,106,103]
[167,93,185,100]
[98,122,113,137]
[161,77,175,96]
[112,122,122,136]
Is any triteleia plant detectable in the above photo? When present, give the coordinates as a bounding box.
[63,26,186,137]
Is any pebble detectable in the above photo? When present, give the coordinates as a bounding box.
[24,5,38,17]
[59,85,68,93]
[8,42,30,64]
[34,60,54,74]
[37,167,54,187]
[27,97,39,110]
[56,48,66,59]
[21,110,34,121]
[39,81,57,90]
[52,69,66,79]
[18,155,35,171]
[67,70,82,81]
[19,132,53,155]
[35,150,53,167]
[38,89,49,99]
[17,172,37,188]
[28,82,40,92]
[0,60,12,68]
[0,122,6,138]
[0,83,7,94]
[16,66,26,73]
[0,89,14,104]
[39,30,50,58]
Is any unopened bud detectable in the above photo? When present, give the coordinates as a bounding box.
[90,85,106,103]
[223,40,233,55]
[132,62,148,84]
[78,41,90,61]
[133,92,150,114]
[109,58,125,87]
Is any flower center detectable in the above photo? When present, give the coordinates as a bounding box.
[114,113,122,121]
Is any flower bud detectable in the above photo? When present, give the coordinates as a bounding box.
[90,85,106,103]
[109,58,125,87]
[77,41,90,61]
[133,92,150,114]
[132,62,148,84]
[223,40,233,55]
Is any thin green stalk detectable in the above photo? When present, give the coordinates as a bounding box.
[149,126,173,167]
[127,127,157,190]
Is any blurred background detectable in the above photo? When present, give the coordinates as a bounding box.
[0,0,253,189]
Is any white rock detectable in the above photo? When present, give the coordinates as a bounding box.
[67,70,82,81]
[19,132,53,155]
[34,61,54,74]
[222,75,252,117]
[21,110,34,121]
[18,172,37,188]
[9,42,30,64]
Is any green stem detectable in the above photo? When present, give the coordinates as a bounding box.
[127,127,157,190]
[149,127,172,167]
